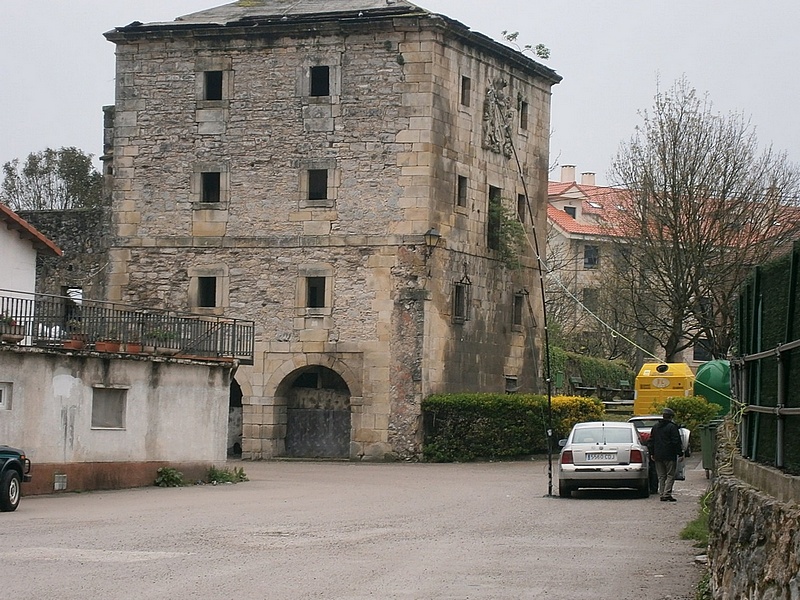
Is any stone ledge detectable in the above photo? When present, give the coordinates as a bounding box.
[732,454,800,506]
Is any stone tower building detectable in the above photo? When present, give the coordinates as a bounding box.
[103,0,561,460]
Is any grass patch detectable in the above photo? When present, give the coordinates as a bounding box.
[680,490,710,547]
[695,570,711,600]
[681,490,712,600]
[208,465,248,484]
[155,465,249,487]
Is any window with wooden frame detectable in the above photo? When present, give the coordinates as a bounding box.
[91,387,128,430]
[452,281,472,323]
[583,245,600,269]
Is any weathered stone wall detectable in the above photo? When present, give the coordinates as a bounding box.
[105,12,555,460]
[708,421,800,599]
[19,208,111,300]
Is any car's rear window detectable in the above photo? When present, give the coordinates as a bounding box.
[573,427,633,444]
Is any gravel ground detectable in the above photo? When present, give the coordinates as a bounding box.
[2,457,709,599]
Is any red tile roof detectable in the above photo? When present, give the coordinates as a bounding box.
[547,205,607,236]
[0,203,62,256]
[547,181,632,238]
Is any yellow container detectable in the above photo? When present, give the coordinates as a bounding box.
[634,363,695,415]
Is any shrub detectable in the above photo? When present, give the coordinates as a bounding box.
[422,393,605,462]
[653,396,723,451]
[207,465,248,484]
[154,466,185,487]
[550,395,606,441]
[548,346,635,392]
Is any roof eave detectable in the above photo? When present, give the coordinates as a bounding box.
[104,7,561,85]
[0,204,62,257]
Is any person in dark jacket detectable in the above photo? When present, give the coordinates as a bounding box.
[647,407,683,501]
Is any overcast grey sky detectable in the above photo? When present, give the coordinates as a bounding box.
[2,1,798,186]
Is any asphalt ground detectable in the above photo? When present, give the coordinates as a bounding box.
[2,457,709,600]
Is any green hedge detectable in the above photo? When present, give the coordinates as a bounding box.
[421,393,605,462]
[548,346,635,391]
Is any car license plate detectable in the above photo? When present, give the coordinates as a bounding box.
[586,452,615,461]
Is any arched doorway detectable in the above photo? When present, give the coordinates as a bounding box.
[227,378,243,457]
[284,366,351,458]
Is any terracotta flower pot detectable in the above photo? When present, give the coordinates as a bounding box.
[63,338,85,350]
[95,340,121,352]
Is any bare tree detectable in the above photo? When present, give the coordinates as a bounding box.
[610,77,800,361]
[1,147,102,210]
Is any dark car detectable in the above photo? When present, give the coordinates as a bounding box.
[1,445,32,512]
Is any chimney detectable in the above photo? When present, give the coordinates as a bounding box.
[581,172,596,186]
[560,165,576,183]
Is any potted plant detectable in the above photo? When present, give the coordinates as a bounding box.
[63,319,86,350]
[0,314,25,344]
[95,329,121,353]
[122,334,143,354]
[147,328,179,355]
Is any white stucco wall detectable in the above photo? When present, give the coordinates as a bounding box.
[0,227,37,295]
[0,349,230,464]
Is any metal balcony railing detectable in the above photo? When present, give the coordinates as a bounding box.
[0,289,255,365]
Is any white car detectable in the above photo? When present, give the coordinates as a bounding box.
[627,416,691,481]
[558,421,650,498]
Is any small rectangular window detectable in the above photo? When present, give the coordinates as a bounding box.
[583,245,599,269]
[457,175,468,208]
[487,185,502,250]
[0,383,10,410]
[513,294,524,327]
[693,338,712,362]
[564,206,576,218]
[92,388,127,429]
[204,71,223,101]
[453,283,470,323]
[582,287,599,313]
[519,100,529,130]
[517,194,526,224]
[198,277,217,308]
[307,277,326,308]
[201,172,221,203]
[505,377,519,394]
[308,169,328,200]
[310,66,330,97]
[460,76,471,107]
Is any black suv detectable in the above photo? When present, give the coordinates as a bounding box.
[1,445,32,511]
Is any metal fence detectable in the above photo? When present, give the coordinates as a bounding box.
[0,289,255,365]
[734,240,800,475]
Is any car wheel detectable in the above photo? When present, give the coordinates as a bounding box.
[558,483,573,498]
[637,481,650,498]
[0,470,21,512]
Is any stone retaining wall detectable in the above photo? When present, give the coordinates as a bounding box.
[708,420,800,599]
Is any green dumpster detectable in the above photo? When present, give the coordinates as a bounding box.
[699,419,723,478]
[694,360,731,415]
